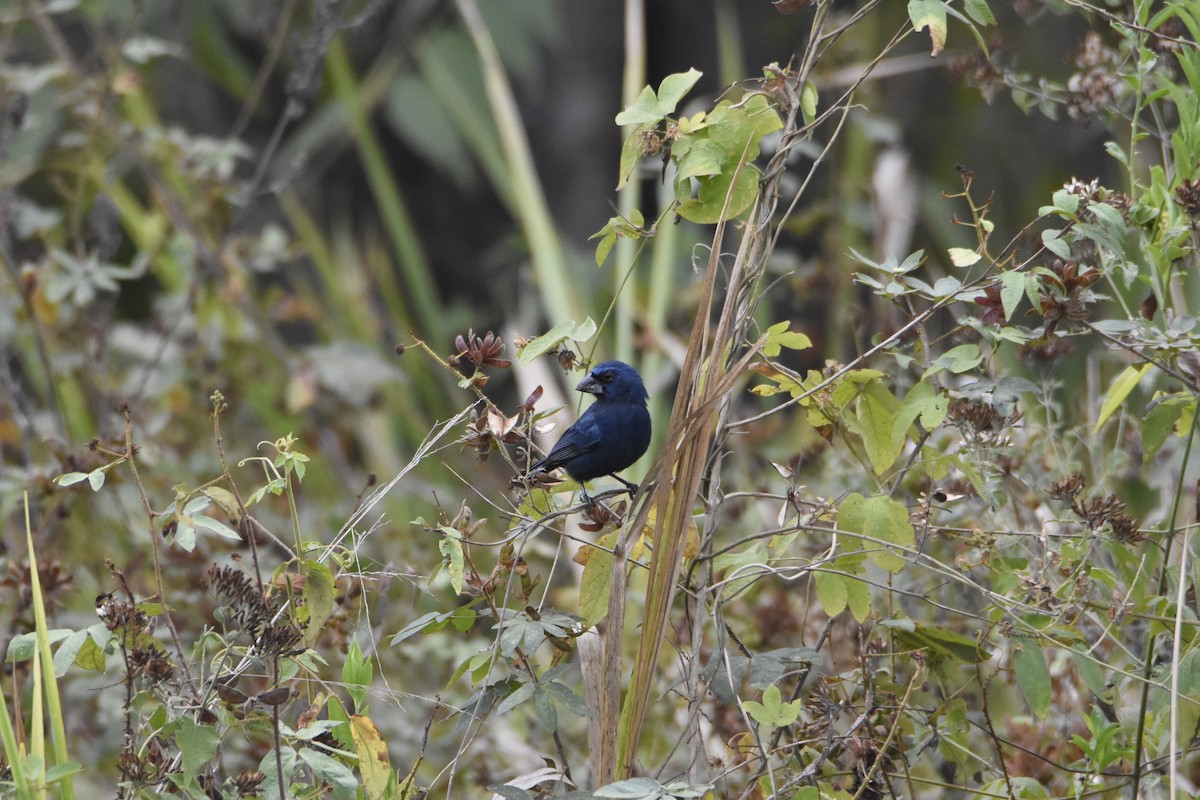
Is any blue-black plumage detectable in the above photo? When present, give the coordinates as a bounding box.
[531,360,651,499]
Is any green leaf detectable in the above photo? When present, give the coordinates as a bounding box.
[495,681,536,716]
[7,628,68,666]
[390,608,461,646]
[173,515,197,552]
[1014,642,1052,718]
[837,493,915,573]
[88,468,106,492]
[908,0,948,56]
[594,777,668,798]
[741,94,784,137]
[617,126,650,189]
[881,618,989,663]
[533,684,558,731]
[175,717,220,775]
[614,68,702,126]
[845,576,872,622]
[545,680,590,717]
[194,514,241,541]
[800,81,818,124]
[999,271,1027,321]
[813,571,848,618]
[1088,202,1126,240]
[676,163,761,224]
[73,626,108,672]
[450,605,477,631]
[518,320,580,365]
[615,86,664,127]
[1071,648,1107,697]
[655,68,705,114]
[1093,363,1152,435]
[44,762,83,784]
[572,316,598,343]
[438,527,465,595]
[705,102,762,160]
[1104,140,1130,169]
[1143,397,1189,459]
[54,471,89,487]
[712,543,767,600]
[343,638,372,711]
[742,683,802,729]
[923,343,983,378]
[675,138,727,180]
[855,380,902,475]
[893,380,948,442]
[964,0,996,26]
[1041,227,1072,259]
[595,230,617,267]
[52,628,88,677]
[203,486,240,516]
[1050,189,1080,216]
[297,747,358,800]
[258,747,298,800]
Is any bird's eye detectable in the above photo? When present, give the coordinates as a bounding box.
[598,372,612,382]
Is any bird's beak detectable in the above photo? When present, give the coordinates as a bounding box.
[576,373,601,395]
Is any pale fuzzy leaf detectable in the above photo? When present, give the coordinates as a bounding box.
[948,247,982,267]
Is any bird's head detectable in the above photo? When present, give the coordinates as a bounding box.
[576,361,648,405]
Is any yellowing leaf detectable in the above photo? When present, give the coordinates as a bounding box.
[948,247,981,267]
[349,714,393,799]
[579,534,615,627]
[763,320,813,357]
[303,560,337,645]
[1093,363,1152,436]
[908,0,948,56]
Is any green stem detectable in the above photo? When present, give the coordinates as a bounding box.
[455,0,583,324]
[613,0,647,362]
[325,37,441,339]
[1130,400,1199,799]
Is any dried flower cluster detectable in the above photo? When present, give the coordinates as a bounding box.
[1175,178,1200,216]
[1047,475,1142,542]
[2,559,73,613]
[232,769,266,798]
[1066,31,1123,118]
[96,592,175,686]
[948,42,1005,102]
[948,398,1020,445]
[451,329,512,369]
[1037,259,1102,338]
[205,565,305,657]
[206,564,274,634]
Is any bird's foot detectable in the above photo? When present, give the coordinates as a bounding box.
[611,475,641,496]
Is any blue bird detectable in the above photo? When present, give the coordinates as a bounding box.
[531,361,651,503]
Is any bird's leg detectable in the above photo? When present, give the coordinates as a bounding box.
[610,474,641,496]
[579,485,595,510]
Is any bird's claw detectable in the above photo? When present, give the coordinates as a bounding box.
[612,475,641,496]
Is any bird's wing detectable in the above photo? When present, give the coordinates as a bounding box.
[534,414,601,471]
